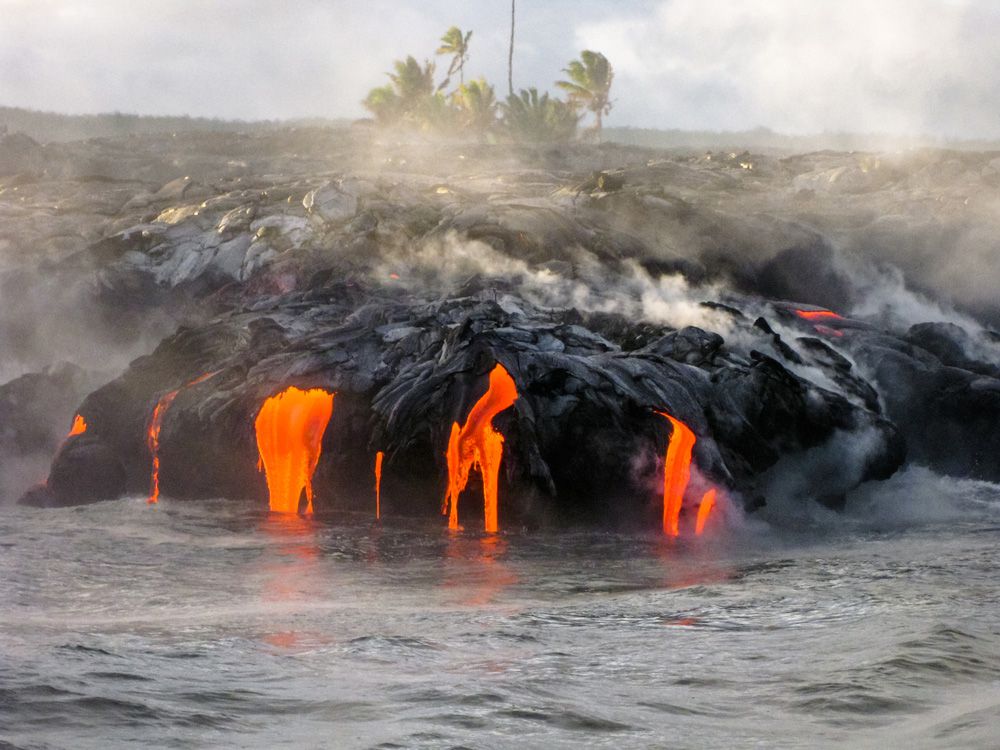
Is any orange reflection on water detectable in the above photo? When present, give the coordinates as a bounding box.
[256,514,331,650]
[442,534,519,607]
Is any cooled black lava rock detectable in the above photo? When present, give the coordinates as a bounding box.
[29,286,908,527]
[846,331,1000,482]
[24,434,127,507]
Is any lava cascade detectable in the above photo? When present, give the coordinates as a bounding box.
[656,412,720,537]
[374,451,384,520]
[254,387,335,514]
[443,364,518,533]
[658,412,697,537]
[146,371,221,504]
[695,489,717,536]
[147,389,180,503]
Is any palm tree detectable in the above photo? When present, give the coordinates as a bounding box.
[501,88,579,144]
[436,26,472,89]
[363,56,436,126]
[508,1,516,97]
[362,85,402,125]
[556,50,614,139]
[452,79,498,138]
[387,56,436,110]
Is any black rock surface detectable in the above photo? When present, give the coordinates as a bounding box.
[3,131,999,526]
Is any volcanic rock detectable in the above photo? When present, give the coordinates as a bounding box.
[3,128,1000,525]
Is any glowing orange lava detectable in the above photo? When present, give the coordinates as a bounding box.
[146,371,221,505]
[67,414,87,437]
[147,389,180,504]
[795,309,844,321]
[657,412,697,537]
[374,451,384,520]
[443,364,518,533]
[695,489,717,536]
[254,387,335,515]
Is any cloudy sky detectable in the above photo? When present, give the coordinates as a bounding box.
[2,0,999,138]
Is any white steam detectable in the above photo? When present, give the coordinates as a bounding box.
[378,231,732,331]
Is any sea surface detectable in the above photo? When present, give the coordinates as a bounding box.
[2,467,999,749]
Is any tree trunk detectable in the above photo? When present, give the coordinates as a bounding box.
[508,1,515,97]
[595,109,603,142]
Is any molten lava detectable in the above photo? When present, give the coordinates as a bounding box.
[374,451,384,520]
[695,489,717,536]
[443,364,518,533]
[254,387,335,515]
[146,371,221,504]
[67,414,87,437]
[147,389,180,504]
[795,309,844,321]
[657,412,697,537]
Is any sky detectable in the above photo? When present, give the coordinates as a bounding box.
[2,0,999,138]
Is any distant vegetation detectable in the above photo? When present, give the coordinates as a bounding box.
[362,26,614,144]
[0,106,351,144]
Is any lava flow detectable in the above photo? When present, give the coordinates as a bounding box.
[656,412,720,537]
[147,371,221,504]
[67,414,87,437]
[374,451,384,520]
[254,387,335,515]
[795,309,844,321]
[147,389,180,504]
[443,363,518,533]
[695,488,717,536]
[657,412,697,537]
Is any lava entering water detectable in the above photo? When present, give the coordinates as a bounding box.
[695,488,717,536]
[656,412,719,537]
[147,389,180,504]
[254,387,335,515]
[374,450,384,520]
[67,414,87,437]
[146,371,221,504]
[443,364,518,533]
[657,412,697,537]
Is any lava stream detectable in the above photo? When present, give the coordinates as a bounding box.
[657,412,697,537]
[255,387,335,515]
[67,414,87,437]
[443,364,518,533]
[147,389,180,504]
[795,309,844,321]
[374,451,384,520]
[146,371,221,504]
[695,489,717,536]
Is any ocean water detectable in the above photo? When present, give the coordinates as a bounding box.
[2,468,999,749]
